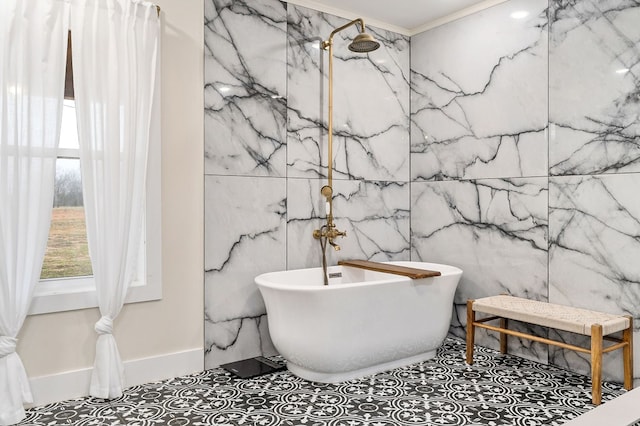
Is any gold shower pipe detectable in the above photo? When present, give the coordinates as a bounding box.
[321,18,367,228]
[312,18,379,250]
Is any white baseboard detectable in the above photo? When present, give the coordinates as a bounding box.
[27,348,203,407]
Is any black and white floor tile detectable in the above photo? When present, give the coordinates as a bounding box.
[18,338,631,425]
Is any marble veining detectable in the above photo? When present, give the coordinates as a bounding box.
[549,174,640,382]
[411,178,549,363]
[286,5,410,182]
[203,0,640,388]
[409,0,640,383]
[204,175,285,366]
[203,0,411,369]
[411,0,548,181]
[287,178,410,270]
[204,0,287,177]
[549,0,640,175]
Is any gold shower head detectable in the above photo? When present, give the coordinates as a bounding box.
[348,32,380,53]
[322,18,380,53]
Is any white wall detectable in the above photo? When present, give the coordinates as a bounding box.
[16,0,204,403]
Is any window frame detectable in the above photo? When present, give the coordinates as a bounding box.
[28,134,162,314]
[28,36,162,315]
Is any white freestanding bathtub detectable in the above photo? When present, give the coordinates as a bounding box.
[255,261,462,383]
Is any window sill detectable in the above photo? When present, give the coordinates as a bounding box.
[29,274,162,315]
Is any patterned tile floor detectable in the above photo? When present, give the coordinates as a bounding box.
[18,338,631,426]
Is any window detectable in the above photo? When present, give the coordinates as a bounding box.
[40,100,92,281]
[28,32,161,315]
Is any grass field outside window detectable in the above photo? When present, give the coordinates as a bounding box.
[41,206,92,279]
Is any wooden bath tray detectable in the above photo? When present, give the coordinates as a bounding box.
[337,260,441,279]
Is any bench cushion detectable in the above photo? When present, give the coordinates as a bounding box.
[473,295,629,336]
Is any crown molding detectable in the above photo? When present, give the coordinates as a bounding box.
[410,0,508,35]
[282,0,507,36]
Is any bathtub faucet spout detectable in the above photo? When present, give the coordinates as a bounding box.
[329,231,345,251]
[314,225,346,251]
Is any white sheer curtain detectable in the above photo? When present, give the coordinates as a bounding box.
[70,0,160,399]
[0,0,68,424]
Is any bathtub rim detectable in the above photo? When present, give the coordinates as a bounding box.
[255,261,462,291]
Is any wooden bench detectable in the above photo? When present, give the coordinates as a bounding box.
[466,295,633,405]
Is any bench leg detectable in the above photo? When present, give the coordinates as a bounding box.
[500,318,508,354]
[591,324,603,405]
[466,300,475,365]
[623,316,634,391]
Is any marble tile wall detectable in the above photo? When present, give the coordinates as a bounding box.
[411,0,550,363]
[411,0,549,182]
[285,5,410,270]
[204,0,288,367]
[411,0,640,382]
[547,0,640,382]
[205,0,640,384]
[204,0,410,368]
